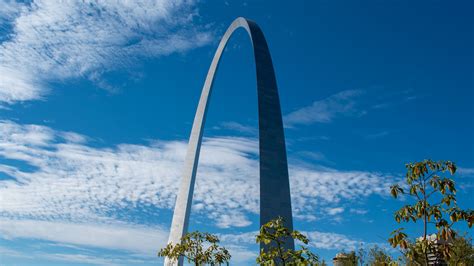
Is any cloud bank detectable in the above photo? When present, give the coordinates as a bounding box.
[0,0,212,104]
[0,120,395,262]
[0,219,168,256]
[0,120,392,227]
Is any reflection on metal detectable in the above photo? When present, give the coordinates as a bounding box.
[165,17,294,266]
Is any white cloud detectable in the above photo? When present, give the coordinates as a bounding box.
[0,245,26,258]
[0,219,168,256]
[0,0,26,22]
[222,245,257,265]
[284,90,365,127]
[326,207,344,216]
[297,151,327,161]
[289,167,392,220]
[59,131,89,144]
[0,245,151,266]
[0,121,401,263]
[305,231,363,251]
[0,120,394,230]
[219,230,380,253]
[0,120,54,146]
[40,253,124,266]
[0,221,385,265]
[214,121,258,135]
[458,167,474,176]
[0,0,212,104]
[349,208,368,215]
[218,231,257,245]
[214,211,252,228]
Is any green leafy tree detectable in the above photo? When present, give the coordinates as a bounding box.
[356,244,399,266]
[388,160,474,264]
[399,235,474,266]
[447,234,474,266]
[366,246,398,266]
[334,251,357,266]
[158,231,231,266]
[347,251,358,265]
[256,217,320,265]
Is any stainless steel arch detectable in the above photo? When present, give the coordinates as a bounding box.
[165,17,294,265]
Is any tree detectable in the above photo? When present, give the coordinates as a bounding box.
[365,246,397,266]
[398,234,474,266]
[447,234,474,266]
[388,160,474,264]
[333,251,357,266]
[356,244,399,266]
[256,216,320,265]
[357,244,366,266]
[158,231,231,266]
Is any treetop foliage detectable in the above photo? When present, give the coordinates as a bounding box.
[256,216,321,265]
[388,159,473,263]
[158,231,231,266]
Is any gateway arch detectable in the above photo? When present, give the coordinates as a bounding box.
[165,17,294,265]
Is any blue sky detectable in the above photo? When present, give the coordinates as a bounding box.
[0,0,473,265]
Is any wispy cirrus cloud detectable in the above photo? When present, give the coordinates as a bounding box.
[0,0,25,25]
[284,90,365,127]
[350,208,368,215]
[0,120,393,229]
[458,167,474,177]
[213,121,258,135]
[0,219,168,256]
[305,231,365,251]
[326,207,344,216]
[0,120,396,262]
[284,88,419,129]
[0,242,152,266]
[219,230,380,253]
[6,225,368,265]
[38,253,142,266]
[0,0,212,104]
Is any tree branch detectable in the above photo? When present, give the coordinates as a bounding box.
[423,170,440,183]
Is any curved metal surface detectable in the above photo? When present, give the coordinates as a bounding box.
[165,17,294,266]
